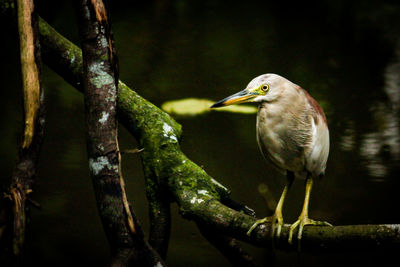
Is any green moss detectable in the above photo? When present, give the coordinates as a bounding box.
[39,17,84,81]
[116,80,233,220]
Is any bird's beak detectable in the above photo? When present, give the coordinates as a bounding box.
[210,89,256,108]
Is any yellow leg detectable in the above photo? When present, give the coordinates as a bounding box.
[288,177,332,246]
[247,174,294,237]
[270,176,293,237]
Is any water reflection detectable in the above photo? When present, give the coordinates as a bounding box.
[340,121,356,152]
[358,43,400,178]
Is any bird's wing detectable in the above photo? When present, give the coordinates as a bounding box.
[301,88,330,177]
[305,114,330,177]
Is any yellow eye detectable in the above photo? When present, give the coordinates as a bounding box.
[261,84,269,92]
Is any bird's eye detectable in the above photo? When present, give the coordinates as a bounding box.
[261,84,269,92]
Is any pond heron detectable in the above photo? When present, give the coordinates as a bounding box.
[210,73,331,244]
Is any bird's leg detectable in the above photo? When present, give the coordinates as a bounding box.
[271,173,294,238]
[288,177,332,248]
[247,173,294,238]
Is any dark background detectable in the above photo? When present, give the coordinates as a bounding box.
[1,0,400,266]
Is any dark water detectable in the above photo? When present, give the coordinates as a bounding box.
[1,0,400,266]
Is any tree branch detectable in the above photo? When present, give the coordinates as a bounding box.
[8,0,45,260]
[146,186,171,260]
[18,0,40,149]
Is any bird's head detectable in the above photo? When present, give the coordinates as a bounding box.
[210,73,290,108]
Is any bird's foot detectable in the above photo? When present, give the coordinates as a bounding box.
[288,215,332,250]
[247,212,284,241]
[247,217,272,236]
[271,212,284,239]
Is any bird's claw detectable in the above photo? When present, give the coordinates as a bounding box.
[247,217,272,236]
[247,213,284,247]
[288,216,332,250]
[271,213,284,239]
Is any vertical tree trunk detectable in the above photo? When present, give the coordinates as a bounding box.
[77,0,166,265]
[8,0,45,262]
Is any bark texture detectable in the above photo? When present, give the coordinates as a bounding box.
[7,0,45,261]
[18,0,40,149]
[77,1,165,266]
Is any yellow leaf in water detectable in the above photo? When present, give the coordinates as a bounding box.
[161,98,213,116]
[161,98,257,117]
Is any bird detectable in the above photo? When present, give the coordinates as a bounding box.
[210,73,331,245]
